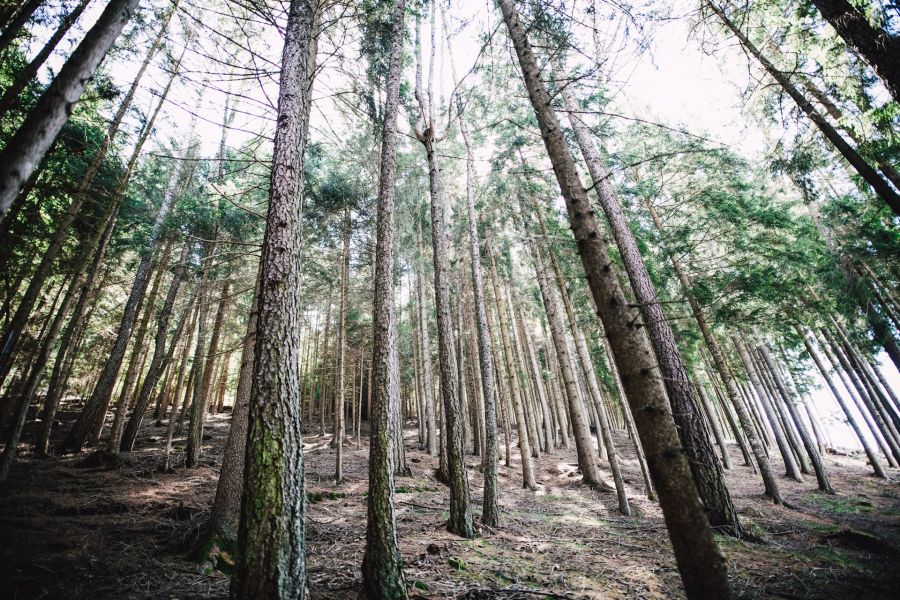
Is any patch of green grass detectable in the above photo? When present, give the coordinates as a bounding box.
[806,494,876,515]
[307,491,347,503]
[808,545,868,572]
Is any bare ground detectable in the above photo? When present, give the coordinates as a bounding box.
[2,409,900,599]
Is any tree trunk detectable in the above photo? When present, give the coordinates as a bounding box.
[120,239,193,451]
[706,1,900,215]
[0,0,43,54]
[488,253,536,490]
[415,220,437,456]
[0,0,90,120]
[205,271,260,552]
[162,301,199,470]
[335,205,350,484]
[186,278,230,467]
[798,326,885,478]
[232,0,318,597]
[446,23,499,523]
[810,0,900,103]
[756,343,834,493]
[643,201,778,506]
[499,2,732,596]
[58,121,192,454]
[361,1,407,596]
[106,239,173,450]
[532,242,603,488]
[558,78,740,533]
[0,0,141,218]
[733,334,804,482]
[534,207,630,512]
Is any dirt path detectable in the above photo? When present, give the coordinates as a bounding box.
[2,412,899,599]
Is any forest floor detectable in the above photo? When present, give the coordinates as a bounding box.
[2,409,900,599]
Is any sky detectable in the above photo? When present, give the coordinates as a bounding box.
[24,0,900,451]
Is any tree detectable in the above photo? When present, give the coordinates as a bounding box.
[361,0,408,597]
[497,1,733,597]
[231,0,319,595]
[0,0,141,218]
[809,0,900,103]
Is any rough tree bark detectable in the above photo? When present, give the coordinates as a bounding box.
[498,1,732,596]
[361,1,407,597]
[231,0,318,597]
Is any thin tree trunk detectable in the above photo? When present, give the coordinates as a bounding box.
[58,115,194,454]
[799,326,885,478]
[0,0,43,54]
[106,239,173,450]
[488,253,535,490]
[415,222,437,456]
[756,343,834,493]
[162,301,199,470]
[532,243,603,488]
[643,201,778,505]
[361,0,407,596]
[733,334,804,482]
[0,0,141,218]
[706,1,900,215]
[206,271,259,550]
[0,0,91,120]
[120,240,193,451]
[335,205,350,484]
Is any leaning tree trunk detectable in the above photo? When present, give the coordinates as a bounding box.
[798,326,886,478]
[0,0,90,120]
[106,240,172,450]
[643,200,780,506]
[810,0,900,103]
[204,271,260,555]
[557,75,741,535]
[498,1,732,597]
[533,207,630,514]
[488,252,536,490]
[119,239,193,452]
[531,242,603,488]
[0,0,43,54]
[31,52,180,453]
[231,0,318,597]
[756,343,834,493]
[0,0,141,218]
[187,279,230,467]
[706,1,900,216]
[57,120,194,454]
[361,0,407,597]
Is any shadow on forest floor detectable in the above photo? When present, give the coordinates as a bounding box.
[2,409,900,599]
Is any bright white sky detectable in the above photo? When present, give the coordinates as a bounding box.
[26,0,900,451]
